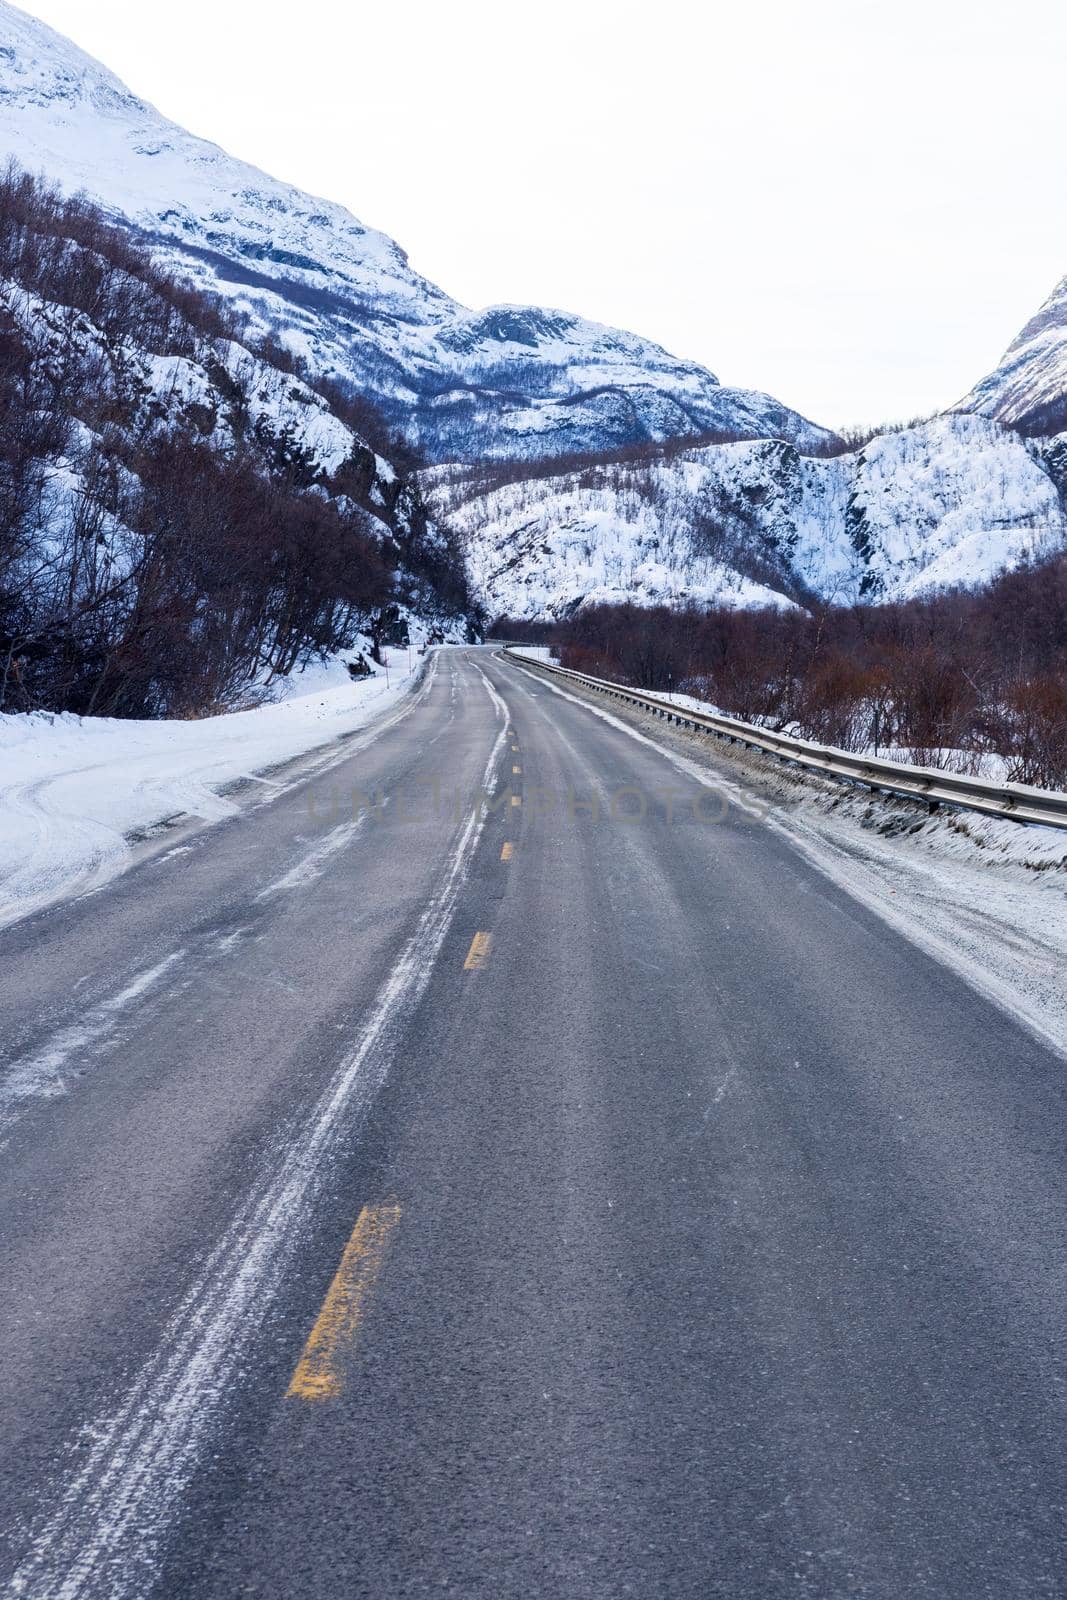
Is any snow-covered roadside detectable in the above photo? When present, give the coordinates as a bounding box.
[0,650,430,929]
[504,653,1067,1059]
[507,645,555,663]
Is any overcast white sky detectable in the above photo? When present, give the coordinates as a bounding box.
[18,0,1067,428]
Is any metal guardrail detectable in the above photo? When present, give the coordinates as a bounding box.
[500,648,1067,832]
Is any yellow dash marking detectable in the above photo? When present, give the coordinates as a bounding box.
[501,842,514,862]
[511,794,521,808]
[464,931,493,970]
[512,764,522,775]
[287,1202,401,1401]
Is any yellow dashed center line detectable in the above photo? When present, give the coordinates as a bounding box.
[501,842,514,862]
[286,1202,401,1401]
[464,931,493,970]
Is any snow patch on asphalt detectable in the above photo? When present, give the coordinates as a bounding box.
[0,952,186,1136]
[254,817,368,902]
[771,800,1067,1062]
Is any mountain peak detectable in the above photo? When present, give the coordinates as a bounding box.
[0,0,134,104]
[952,273,1067,436]
[0,0,433,308]
[0,0,830,463]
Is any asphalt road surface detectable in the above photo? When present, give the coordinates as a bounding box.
[1,649,1065,1599]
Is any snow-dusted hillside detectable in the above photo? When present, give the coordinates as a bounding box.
[4,1,1066,625]
[431,417,1067,620]
[0,157,475,723]
[435,464,802,619]
[955,276,1067,437]
[2,258,419,583]
[0,0,831,464]
[15,279,393,496]
[842,417,1065,596]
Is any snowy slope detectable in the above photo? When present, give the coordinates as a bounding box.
[9,275,393,493]
[955,276,1067,437]
[433,417,1067,619]
[444,467,800,619]
[0,155,476,722]
[0,265,410,603]
[0,646,430,927]
[0,0,831,463]
[841,416,1064,596]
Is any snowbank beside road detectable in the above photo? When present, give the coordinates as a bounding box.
[0,651,427,928]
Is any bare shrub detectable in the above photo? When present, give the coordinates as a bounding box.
[514,549,1067,791]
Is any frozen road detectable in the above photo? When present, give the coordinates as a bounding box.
[1,649,1065,1598]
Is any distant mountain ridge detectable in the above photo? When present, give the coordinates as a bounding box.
[0,0,831,464]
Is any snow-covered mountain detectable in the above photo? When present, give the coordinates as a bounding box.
[955,276,1067,437]
[4,0,1066,630]
[0,156,475,720]
[428,416,1067,620]
[0,0,831,464]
